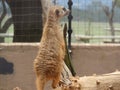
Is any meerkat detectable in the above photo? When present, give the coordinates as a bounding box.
[33,6,70,90]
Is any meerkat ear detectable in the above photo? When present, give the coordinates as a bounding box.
[55,9,60,16]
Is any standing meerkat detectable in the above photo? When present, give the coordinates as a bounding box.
[34,6,70,90]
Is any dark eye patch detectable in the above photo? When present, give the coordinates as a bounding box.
[55,9,59,16]
[62,7,66,11]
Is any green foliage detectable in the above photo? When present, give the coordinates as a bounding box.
[116,0,120,7]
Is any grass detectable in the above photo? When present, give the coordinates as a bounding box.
[71,21,120,43]
[72,21,120,35]
[3,21,120,43]
[4,24,14,43]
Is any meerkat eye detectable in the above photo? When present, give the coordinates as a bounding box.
[62,7,66,11]
[55,9,60,16]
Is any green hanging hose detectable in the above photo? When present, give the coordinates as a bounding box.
[63,23,76,76]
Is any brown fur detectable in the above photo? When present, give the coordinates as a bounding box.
[34,6,70,90]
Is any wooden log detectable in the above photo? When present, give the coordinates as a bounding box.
[13,71,120,90]
[56,71,120,90]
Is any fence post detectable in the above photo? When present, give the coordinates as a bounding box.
[68,0,73,52]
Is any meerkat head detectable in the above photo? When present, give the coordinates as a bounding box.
[48,6,70,21]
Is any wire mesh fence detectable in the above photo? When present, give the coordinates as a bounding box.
[0,0,120,44]
[0,0,43,43]
[58,0,120,44]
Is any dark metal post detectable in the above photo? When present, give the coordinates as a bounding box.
[68,0,73,51]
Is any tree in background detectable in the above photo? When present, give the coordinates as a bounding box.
[6,0,43,42]
[116,0,120,7]
[103,0,117,43]
[0,0,12,42]
[41,0,52,25]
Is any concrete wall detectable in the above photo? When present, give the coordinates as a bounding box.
[0,43,38,90]
[0,43,120,90]
[71,44,120,76]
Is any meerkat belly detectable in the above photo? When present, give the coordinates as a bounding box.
[35,58,62,78]
[34,45,63,76]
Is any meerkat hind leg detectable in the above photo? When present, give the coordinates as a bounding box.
[36,75,46,90]
[52,74,61,89]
